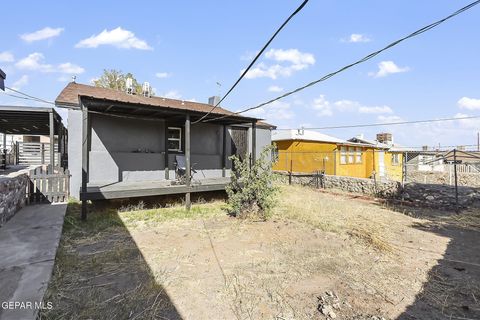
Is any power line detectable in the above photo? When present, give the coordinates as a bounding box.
[3,86,55,105]
[274,114,480,130]
[193,0,310,124]
[205,0,480,123]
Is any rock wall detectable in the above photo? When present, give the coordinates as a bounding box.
[0,174,29,226]
[402,182,480,209]
[276,173,402,198]
[406,170,480,187]
[276,172,480,209]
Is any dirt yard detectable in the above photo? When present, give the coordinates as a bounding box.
[40,185,480,320]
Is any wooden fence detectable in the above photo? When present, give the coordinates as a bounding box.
[28,166,70,203]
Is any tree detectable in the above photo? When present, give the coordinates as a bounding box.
[93,69,143,95]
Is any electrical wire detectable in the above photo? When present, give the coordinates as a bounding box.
[3,86,55,105]
[204,0,480,123]
[274,114,480,130]
[193,0,310,124]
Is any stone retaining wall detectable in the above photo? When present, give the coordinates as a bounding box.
[407,170,480,187]
[0,174,29,226]
[276,172,480,209]
[276,172,402,198]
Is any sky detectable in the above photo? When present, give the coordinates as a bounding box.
[1,0,479,149]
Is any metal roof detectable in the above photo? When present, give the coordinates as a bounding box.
[0,105,64,135]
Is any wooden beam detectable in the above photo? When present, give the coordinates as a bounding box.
[222,125,227,177]
[251,121,257,163]
[49,111,55,168]
[164,121,169,179]
[185,114,191,210]
[81,104,89,220]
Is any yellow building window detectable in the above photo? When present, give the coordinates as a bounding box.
[392,153,400,165]
[356,147,362,163]
[340,146,347,164]
[348,147,355,164]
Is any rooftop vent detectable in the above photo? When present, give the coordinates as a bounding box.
[208,96,220,106]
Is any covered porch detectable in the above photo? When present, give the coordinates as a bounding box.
[77,96,260,218]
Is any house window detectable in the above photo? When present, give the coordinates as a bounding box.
[392,153,400,165]
[356,147,362,163]
[340,146,347,164]
[348,147,355,164]
[167,127,182,151]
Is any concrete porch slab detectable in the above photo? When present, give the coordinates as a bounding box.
[0,203,66,320]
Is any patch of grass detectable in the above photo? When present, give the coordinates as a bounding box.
[273,184,395,251]
[118,201,227,227]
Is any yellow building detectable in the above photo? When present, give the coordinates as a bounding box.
[272,130,404,181]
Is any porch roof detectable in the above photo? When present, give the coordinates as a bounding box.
[55,82,260,125]
[0,105,64,135]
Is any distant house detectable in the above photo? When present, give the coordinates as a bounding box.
[55,82,275,205]
[272,130,404,181]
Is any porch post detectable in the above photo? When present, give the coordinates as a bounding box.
[222,125,227,177]
[58,123,63,168]
[251,121,257,163]
[81,105,89,220]
[1,132,6,169]
[185,114,191,210]
[164,122,169,179]
[49,110,55,168]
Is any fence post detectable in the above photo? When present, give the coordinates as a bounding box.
[453,148,459,211]
[288,171,292,185]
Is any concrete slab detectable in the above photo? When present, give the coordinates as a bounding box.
[0,203,66,320]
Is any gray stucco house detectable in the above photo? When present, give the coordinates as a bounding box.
[55,82,274,217]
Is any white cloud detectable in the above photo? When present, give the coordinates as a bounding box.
[377,115,403,123]
[265,48,315,65]
[368,61,410,78]
[11,75,29,90]
[344,33,371,43]
[15,53,53,72]
[57,62,85,74]
[245,100,293,120]
[244,48,315,79]
[0,51,14,62]
[358,105,393,114]
[312,95,394,116]
[457,97,480,110]
[155,72,171,79]
[75,27,152,50]
[268,85,283,93]
[15,52,85,74]
[312,95,333,116]
[20,27,64,42]
[163,90,182,99]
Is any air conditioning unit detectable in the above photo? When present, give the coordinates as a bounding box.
[142,82,151,97]
[126,78,134,95]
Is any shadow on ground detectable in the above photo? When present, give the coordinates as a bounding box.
[383,203,480,320]
[39,202,183,319]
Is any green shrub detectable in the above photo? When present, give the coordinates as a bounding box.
[226,146,278,220]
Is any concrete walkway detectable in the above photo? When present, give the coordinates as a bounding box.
[0,203,66,320]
